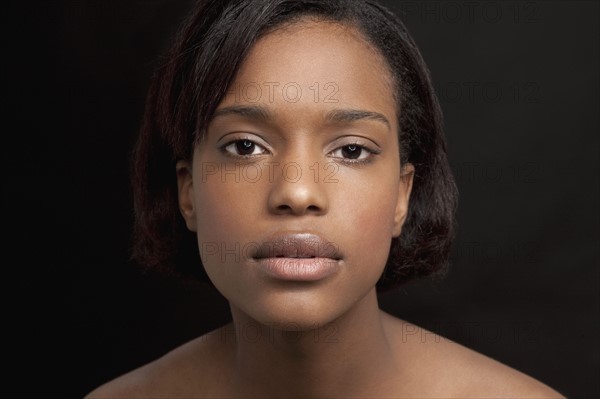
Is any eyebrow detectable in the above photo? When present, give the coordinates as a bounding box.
[325,109,390,130]
[212,105,391,130]
[213,105,272,121]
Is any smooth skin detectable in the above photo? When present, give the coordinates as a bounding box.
[87,19,564,398]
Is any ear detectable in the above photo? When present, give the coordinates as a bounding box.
[392,163,414,238]
[176,160,197,232]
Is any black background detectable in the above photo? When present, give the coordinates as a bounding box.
[5,1,598,398]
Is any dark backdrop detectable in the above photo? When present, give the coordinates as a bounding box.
[5,1,598,397]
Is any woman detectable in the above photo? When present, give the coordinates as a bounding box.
[87,0,563,397]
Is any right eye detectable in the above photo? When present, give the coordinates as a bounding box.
[221,139,269,157]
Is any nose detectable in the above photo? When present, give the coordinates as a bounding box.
[267,160,329,216]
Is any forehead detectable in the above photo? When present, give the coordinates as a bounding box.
[222,19,396,121]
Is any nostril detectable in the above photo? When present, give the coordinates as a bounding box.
[274,204,321,215]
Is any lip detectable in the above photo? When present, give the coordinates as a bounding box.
[251,233,342,281]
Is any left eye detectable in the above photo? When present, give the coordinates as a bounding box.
[330,144,371,160]
[223,139,268,156]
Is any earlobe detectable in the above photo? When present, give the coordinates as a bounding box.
[176,160,197,232]
[392,163,415,237]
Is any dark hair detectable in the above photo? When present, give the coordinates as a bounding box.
[131,0,458,291]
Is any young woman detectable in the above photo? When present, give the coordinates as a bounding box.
[87,0,563,397]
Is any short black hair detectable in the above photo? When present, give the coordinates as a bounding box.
[130,0,458,291]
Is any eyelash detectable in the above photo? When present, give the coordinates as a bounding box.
[219,138,380,165]
[329,142,380,165]
[220,138,269,159]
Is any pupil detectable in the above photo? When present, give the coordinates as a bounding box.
[342,145,360,159]
[236,140,255,155]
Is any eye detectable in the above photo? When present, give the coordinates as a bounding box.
[222,139,268,157]
[330,144,374,162]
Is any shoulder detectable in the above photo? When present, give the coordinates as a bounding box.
[381,312,565,398]
[84,361,162,399]
[85,326,233,399]
[439,345,565,398]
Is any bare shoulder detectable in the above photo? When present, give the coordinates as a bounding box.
[85,326,232,399]
[381,311,565,398]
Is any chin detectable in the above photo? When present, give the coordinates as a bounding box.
[231,281,371,333]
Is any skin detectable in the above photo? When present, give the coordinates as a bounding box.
[86,19,564,398]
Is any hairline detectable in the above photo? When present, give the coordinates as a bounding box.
[193,15,401,154]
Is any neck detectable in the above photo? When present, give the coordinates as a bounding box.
[223,288,402,398]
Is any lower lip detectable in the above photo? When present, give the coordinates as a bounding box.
[254,257,340,281]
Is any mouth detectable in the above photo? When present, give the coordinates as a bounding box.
[251,233,342,281]
[252,233,342,260]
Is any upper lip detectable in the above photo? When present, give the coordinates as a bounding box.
[252,233,342,260]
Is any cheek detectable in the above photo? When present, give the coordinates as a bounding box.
[358,199,395,262]
[338,177,399,277]
[193,177,260,243]
[194,181,230,242]
[191,179,246,289]
[191,174,268,289]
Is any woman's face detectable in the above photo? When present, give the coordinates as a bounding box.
[177,20,413,329]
